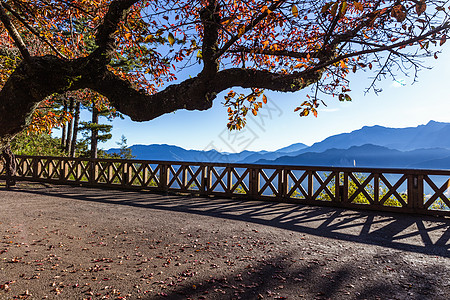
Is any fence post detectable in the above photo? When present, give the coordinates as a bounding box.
[307,170,313,201]
[334,172,343,202]
[160,164,169,192]
[342,172,349,203]
[142,163,148,187]
[76,161,83,182]
[201,165,211,194]
[122,162,129,186]
[408,174,423,212]
[249,168,260,198]
[32,157,41,179]
[89,160,97,185]
[278,169,286,199]
[335,172,340,202]
[227,167,233,195]
[107,162,113,184]
[373,173,380,205]
[182,165,188,190]
[60,159,67,182]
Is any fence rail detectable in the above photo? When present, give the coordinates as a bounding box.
[1,155,450,216]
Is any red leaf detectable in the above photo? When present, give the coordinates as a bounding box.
[391,5,407,22]
[416,0,426,16]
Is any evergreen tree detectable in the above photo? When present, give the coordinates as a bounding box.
[47,93,80,156]
[109,135,135,159]
[64,97,74,153]
[70,101,81,157]
[60,98,67,149]
[79,102,114,158]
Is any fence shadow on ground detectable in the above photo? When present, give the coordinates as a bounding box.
[10,183,450,258]
[146,252,445,300]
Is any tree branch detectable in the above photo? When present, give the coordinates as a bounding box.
[85,67,322,122]
[213,0,286,60]
[227,47,319,59]
[0,1,30,61]
[1,1,67,59]
[93,0,140,62]
[308,21,450,74]
[200,1,220,77]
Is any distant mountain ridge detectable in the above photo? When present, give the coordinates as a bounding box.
[303,120,450,152]
[109,144,255,162]
[107,121,450,169]
[107,142,309,163]
[256,144,450,169]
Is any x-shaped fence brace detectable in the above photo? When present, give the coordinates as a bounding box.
[423,175,450,210]
[127,163,147,186]
[258,169,280,196]
[348,173,375,204]
[208,166,227,192]
[379,174,407,207]
[230,168,250,194]
[312,171,337,201]
[286,170,308,199]
[16,157,33,177]
[185,166,203,191]
[65,160,90,182]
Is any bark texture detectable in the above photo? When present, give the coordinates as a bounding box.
[1,145,16,188]
[61,99,67,149]
[91,104,99,159]
[70,101,80,157]
[65,97,74,153]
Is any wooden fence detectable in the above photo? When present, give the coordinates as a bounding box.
[1,155,450,216]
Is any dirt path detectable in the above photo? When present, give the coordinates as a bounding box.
[0,182,449,299]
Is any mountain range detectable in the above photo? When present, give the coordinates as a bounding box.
[107,120,450,169]
[107,143,308,163]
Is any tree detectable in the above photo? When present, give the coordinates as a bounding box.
[59,96,81,156]
[0,0,449,148]
[11,131,65,157]
[70,100,81,157]
[79,102,114,159]
[60,98,68,149]
[108,135,136,159]
[117,135,135,159]
[56,90,117,157]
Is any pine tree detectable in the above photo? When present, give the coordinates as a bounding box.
[117,135,135,159]
[79,102,113,158]
[64,97,74,153]
[70,101,81,157]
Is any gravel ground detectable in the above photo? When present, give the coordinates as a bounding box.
[0,182,449,300]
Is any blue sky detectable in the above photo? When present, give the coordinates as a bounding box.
[76,48,450,153]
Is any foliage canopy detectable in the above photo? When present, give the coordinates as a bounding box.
[0,0,449,146]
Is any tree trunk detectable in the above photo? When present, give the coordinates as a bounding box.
[65,97,74,153]
[1,144,16,188]
[70,100,80,157]
[91,103,98,159]
[61,99,67,149]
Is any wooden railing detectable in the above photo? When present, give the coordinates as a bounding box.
[1,155,450,216]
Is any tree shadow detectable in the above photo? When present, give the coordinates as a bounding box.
[138,250,447,300]
[9,183,450,258]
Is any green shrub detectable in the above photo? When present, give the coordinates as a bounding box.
[11,131,65,157]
